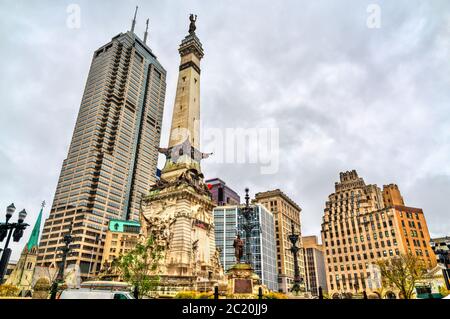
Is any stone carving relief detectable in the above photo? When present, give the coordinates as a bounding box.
[148,168,213,200]
[191,239,201,276]
[191,204,204,219]
[144,198,178,218]
[141,214,176,250]
[212,248,223,271]
[191,203,213,225]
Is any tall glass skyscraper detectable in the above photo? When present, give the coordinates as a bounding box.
[213,204,278,291]
[37,19,166,277]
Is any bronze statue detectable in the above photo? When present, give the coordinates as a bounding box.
[233,234,244,263]
[189,14,197,34]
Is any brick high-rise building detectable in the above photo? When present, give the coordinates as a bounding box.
[382,184,405,207]
[37,12,166,278]
[321,170,436,298]
[254,189,305,293]
[391,205,435,264]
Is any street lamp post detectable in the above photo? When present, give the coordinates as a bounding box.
[240,188,257,266]
[50,222,74,299]
[288,222,303,295]
[0,203,29,284]
[430,237,450,290]
[56,222,74,282]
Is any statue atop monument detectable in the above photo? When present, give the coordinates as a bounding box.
[189,14,197,34]
[233,234,244,263]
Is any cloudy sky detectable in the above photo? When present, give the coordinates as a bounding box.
[1,0,449,260]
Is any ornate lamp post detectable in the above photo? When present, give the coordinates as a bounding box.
[50,222,74,299]
[57,222,74,281]
[430,237,450,290]
[240,188,257,266]
[288,222,303,294]
[0,203,29,283]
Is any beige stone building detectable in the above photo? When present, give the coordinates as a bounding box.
[100,219,140,268]
[254,189,305,293]
[302,236,328,296]
[37,19,166,279]
[321,170,436,298]
[4,261,17,282]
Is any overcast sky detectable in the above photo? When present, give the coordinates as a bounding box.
[1,0,449,261]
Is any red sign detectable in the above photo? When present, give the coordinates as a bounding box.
[193,219,208,230]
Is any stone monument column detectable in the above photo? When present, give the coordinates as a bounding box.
[140,15,223,294]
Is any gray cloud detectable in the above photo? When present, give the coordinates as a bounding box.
[1,0,449,260]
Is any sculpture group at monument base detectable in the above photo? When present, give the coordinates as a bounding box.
[150,274,224,297]
[152,263,266,298]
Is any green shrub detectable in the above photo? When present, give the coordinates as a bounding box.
[439,285,449,297]
[197,292,213,299]
[174,291,198,299]
[225,293,257,299]
[0,284,20,297]
[263,291,287,299]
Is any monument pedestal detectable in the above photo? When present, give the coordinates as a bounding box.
[140,168,226,297]
[226,264,262,296]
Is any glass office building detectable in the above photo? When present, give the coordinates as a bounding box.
[213,204,278,291]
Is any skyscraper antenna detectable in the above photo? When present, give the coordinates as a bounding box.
[131,6,138,33]
[144,18,149,44]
